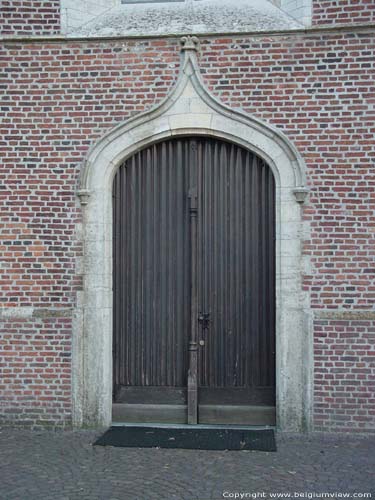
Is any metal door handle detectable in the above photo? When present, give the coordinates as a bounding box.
[198,312,210,330]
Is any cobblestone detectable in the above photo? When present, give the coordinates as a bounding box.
[0,429,374,500]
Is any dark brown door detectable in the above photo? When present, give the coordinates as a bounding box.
[112,137,276,425]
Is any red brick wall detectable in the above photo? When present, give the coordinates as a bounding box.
[314,320,375,433]
[313,0,375,25]
[0,33,374,430]
[0,1,60,36]
[0,317,72,427]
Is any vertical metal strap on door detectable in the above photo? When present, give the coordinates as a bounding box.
[187,187,198,424]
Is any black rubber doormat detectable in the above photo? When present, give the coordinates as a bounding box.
[94,425,276,452]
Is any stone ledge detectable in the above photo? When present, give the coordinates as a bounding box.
[0,307,73,320]
[0,22,374,44]
[314,310,375,321]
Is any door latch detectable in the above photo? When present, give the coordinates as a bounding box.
[198,312,210,331]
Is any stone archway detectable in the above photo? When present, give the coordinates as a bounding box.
[74,36,311,432]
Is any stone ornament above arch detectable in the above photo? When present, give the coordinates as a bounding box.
[73,36,312,432]
[78,35,308,201]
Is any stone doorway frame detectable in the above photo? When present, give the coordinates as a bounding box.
[75,36,311,432]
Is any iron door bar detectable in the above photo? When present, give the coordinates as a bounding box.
[187,186,198,424]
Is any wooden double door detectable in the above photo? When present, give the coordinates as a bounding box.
[112,137,276,425]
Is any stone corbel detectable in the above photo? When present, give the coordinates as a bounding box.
[77,189,91,206]
[293,187,309,204]
[180,35,200,53]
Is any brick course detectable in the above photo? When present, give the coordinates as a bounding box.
[0,1,60,36]
[0,317,72,427]
[313,0,375,26]
[314,320,375,433]
[0,29,374,430]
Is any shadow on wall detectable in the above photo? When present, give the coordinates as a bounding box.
[276,0,312,26]
[61,0,119,33]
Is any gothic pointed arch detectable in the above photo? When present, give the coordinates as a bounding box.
[73,36,311,432]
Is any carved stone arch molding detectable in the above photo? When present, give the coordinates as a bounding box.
[75,36,312,432]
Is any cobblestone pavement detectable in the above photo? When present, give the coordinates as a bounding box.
[0,428,374,500]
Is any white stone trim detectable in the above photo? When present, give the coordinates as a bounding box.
[74,39,311,432]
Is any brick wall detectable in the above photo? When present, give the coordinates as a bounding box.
[0,32,374,430]
[314,320,375,433]
[0,1,60,36]
[312,0,375,25]
[0,317,72,427]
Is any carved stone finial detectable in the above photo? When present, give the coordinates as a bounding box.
[180,35,200,52]
[293,187,309,204]
[77,189,91,206]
